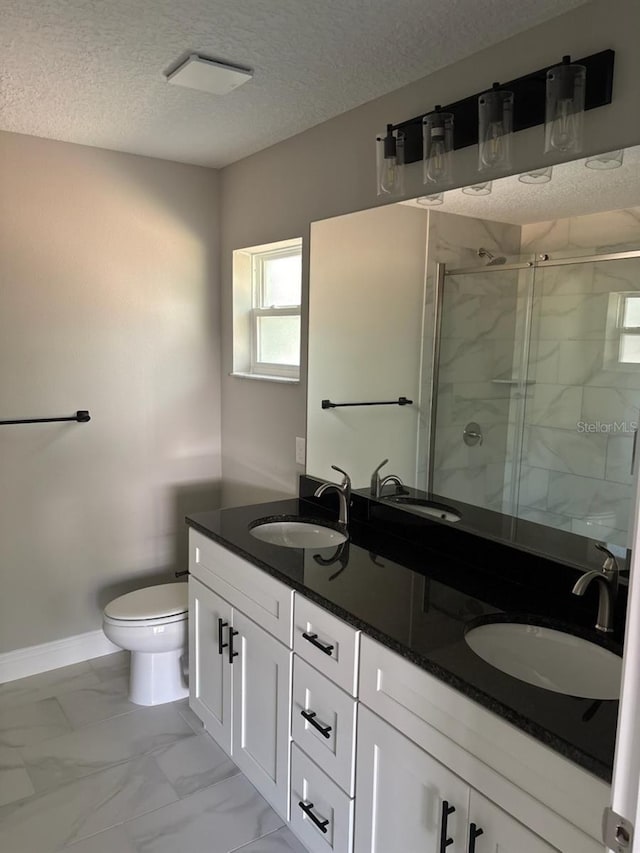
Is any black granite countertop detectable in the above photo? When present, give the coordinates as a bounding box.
[186,496,624,783]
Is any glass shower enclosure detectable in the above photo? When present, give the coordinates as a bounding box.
[427,250,640,549]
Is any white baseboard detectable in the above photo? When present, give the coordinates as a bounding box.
[0,630,120,684]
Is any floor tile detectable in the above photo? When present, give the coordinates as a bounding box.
[153,731,240,798]
[0,752,177,853]
[125,773,283,853]
[232,826,309,852]
[0,745,35,807]
[88,652,130,684]
[174,699,204,733]
[0,663,101,713]
[56,675,137,729]
[62,825,138,853]
[0,696,71,748]
[22,703,193,791]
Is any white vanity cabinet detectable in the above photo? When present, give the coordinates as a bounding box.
[188,526,610,853]
[188,531,294,820]
[355,704,557,853]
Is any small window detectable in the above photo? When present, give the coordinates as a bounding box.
[232,238,302,381]
[618,294,640,364]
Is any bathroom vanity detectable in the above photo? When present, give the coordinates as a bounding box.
[186,491,620,853]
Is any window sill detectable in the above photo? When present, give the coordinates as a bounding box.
[230,372,300,385]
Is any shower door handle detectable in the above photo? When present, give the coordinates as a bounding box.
[631,428,638,476]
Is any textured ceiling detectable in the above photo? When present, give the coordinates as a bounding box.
[404,146,640,224]
[0,0,588,167]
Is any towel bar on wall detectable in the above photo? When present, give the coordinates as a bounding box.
[0,410,91,426]
[321,397,413,409]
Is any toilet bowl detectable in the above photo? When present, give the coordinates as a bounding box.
[103,583,188,706]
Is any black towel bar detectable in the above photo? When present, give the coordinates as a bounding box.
[321,397,413,409]
[0,410,91,426]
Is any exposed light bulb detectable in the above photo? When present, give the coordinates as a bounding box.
[376,125,404,197]
[478,85,513,173]
[422,109,454,185]
[545,58,586,155]
[426,129,448,182]
[549,99,582,152]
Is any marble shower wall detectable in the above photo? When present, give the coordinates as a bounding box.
[419,210,521,508]
[517,208,640,546]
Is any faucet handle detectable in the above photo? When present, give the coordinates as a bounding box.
[595,542,620,574]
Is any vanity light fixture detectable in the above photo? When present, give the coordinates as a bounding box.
[478,84,514,172]
[375,50,612,196]
[462,181,492,196]
[518,166,553,184]
[545,56,587,154]
[422,107,454,185]
[376,125,405,197]
[585,149,624,169]
[416,192,444,206]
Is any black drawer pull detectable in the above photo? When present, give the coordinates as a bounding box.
[229,628,239,664]
[301,709,332,739]
[302,632,334,656]
[469,823,484,852]
[440,800,456,852]
[218,618,229,655]
[298,801,329,834]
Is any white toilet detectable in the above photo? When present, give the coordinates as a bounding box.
[102,583,189,706]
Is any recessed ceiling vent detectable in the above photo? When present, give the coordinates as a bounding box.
[165,54,253,96]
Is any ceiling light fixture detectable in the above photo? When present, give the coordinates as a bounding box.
[166,54,253,96]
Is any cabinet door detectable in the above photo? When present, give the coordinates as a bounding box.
[355,705,469,853]
[232,609,293,820]
[467,791,559,853]
[189,578,233,754]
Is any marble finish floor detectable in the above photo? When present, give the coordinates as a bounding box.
[0,653,307,853]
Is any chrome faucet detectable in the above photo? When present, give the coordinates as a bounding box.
[571,542,620,633]
[314,465,351,526]
[370,459,405,498]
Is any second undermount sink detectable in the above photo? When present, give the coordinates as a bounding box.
[464,620,622,700]
[249,516,348,549]
[385,496,461,523]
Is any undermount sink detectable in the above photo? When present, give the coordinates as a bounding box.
[464,620,622,700]
[249,516,348,549]
[385,496,461,523]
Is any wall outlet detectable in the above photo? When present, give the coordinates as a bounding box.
[295,436,306,466]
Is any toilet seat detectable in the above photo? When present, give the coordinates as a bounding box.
[104,583,188,625]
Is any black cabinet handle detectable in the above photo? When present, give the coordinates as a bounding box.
[218,619,229,655]
[440,800,456,852]
[468,823,484,852]
[300,709,332,739]
[298,801,329,834]
[302,632,334,656]
[229,628,239,664]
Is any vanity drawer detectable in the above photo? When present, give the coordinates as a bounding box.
[189,529,293,646]
[292,656,357,796]
[294,596,360,695]
[290,743,354,853]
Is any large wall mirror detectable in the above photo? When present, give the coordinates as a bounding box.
[307,145,640,569]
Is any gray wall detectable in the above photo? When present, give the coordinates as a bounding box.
[219,0,640,506]
[0,132,222,653]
